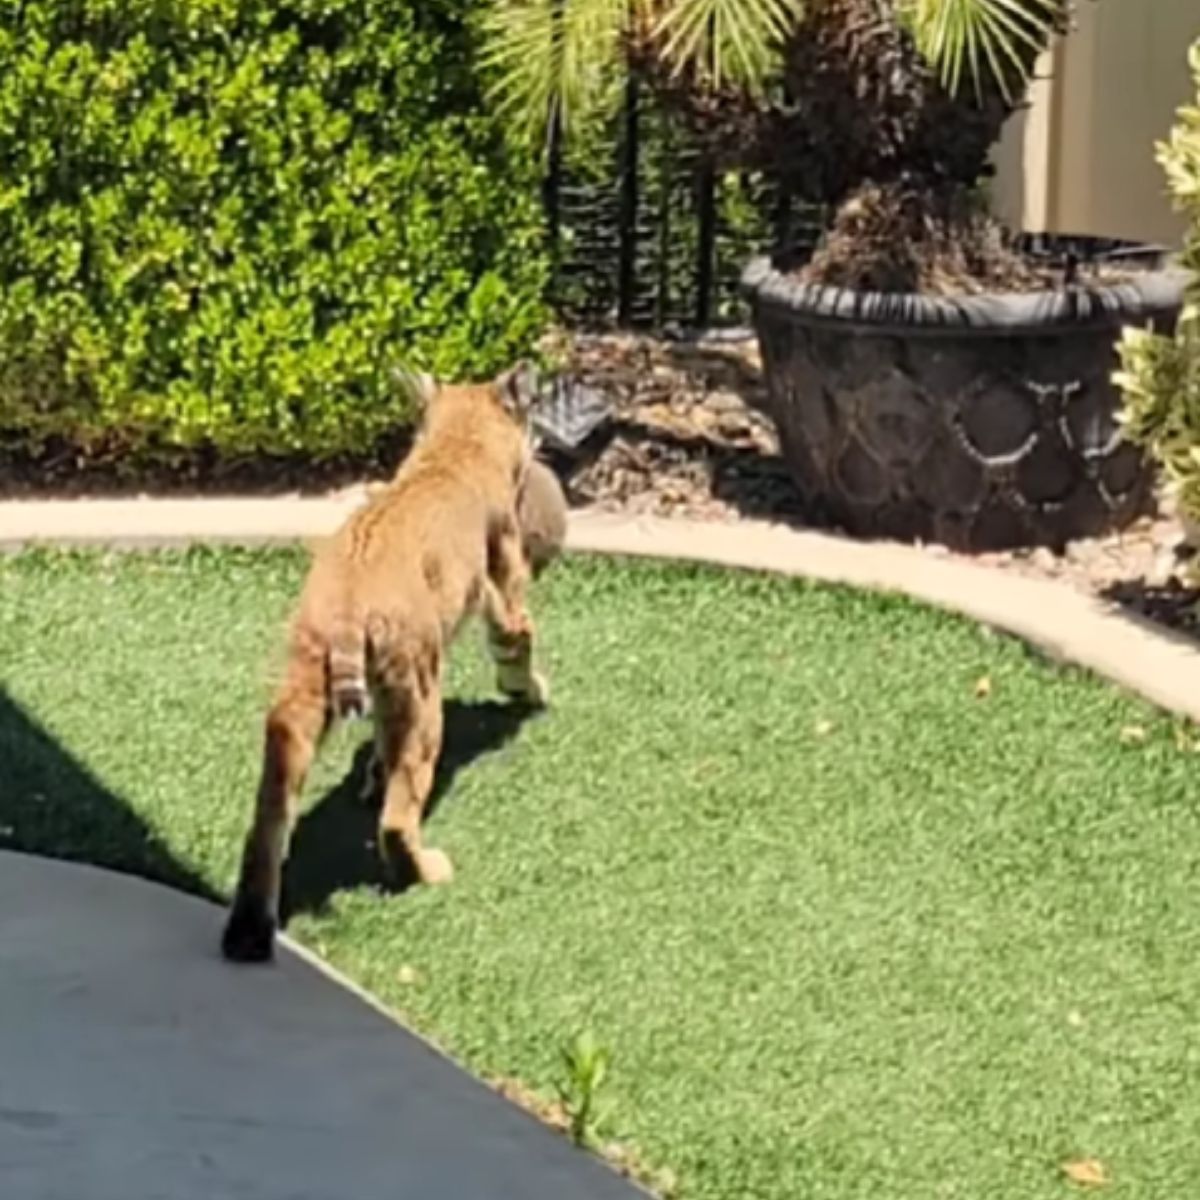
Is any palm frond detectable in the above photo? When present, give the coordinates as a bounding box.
[902,0,1065,102]
[480,0,628,149]
[651,0,803,93]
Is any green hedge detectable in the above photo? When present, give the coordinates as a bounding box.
[0,0,548,460]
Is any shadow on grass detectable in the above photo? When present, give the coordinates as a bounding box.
[281,698,536,922]
[0,687,534,923]
[0,687,217,901]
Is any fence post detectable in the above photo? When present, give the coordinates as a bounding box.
[543,105,564,290]
[542,108,564,290]
[694,158,716,329]
[542,0,565,295]
[771,183,792,257]
[616,68,641,326]
[655,115,673,328]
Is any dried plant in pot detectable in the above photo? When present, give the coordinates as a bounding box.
[483,0,1187,551]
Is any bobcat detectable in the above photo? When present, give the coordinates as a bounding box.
[222,365,547,964]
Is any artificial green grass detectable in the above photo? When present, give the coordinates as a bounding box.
[2,547,1198,1199]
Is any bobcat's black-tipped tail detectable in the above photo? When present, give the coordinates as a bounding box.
[329,621,370,721]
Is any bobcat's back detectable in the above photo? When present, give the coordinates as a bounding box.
[290,375,533,718]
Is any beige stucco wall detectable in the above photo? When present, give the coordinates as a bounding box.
[993,0,1200,248]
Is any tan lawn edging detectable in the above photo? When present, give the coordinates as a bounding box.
[3,495,1198,724]
[0,493,368,549]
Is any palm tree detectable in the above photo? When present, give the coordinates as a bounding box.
[481,0,1070,294]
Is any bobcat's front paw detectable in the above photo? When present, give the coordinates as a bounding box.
[413,847,455,886]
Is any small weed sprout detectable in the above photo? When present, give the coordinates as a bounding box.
[557,1029,613,1148]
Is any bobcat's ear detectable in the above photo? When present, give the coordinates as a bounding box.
[392,364,437,412]
[495,360,539,423]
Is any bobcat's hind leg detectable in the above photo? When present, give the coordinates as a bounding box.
[485,515,548,707]
[222,658,328,964]
[375,646,452,886]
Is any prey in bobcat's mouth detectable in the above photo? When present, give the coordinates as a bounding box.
[222,364,551,965]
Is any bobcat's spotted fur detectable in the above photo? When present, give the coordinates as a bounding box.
[222,366,545,963]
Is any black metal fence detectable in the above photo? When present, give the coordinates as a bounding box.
[545,84,822,333]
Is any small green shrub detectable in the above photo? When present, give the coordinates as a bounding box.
[0,0,548,462]
[1117,41,1200,537]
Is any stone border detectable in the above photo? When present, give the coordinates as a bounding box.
[3,495,1199,723]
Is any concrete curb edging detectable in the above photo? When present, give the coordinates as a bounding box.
[3,495,1198,723]
[0,493,370,550]
[568,512,1200,723]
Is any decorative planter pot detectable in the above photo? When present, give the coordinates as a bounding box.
[741,238,1188,551]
